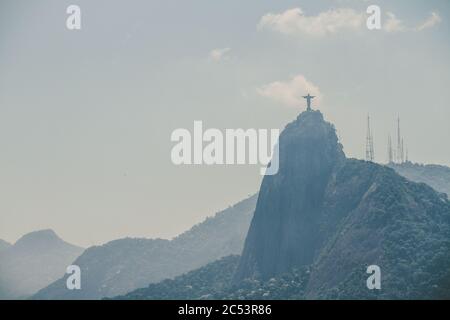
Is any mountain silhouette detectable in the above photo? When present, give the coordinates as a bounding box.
[0,230,83,299]
[388,162,450,196]
[0,239,11,253]
[29,111,450,300]
[33,195,256,299]
[235,110,346,281]
[230,110,450,299]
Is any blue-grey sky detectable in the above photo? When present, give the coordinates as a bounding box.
[1,0,449,246]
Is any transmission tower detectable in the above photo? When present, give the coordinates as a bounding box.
[366,115,375,162]
[396,117,404,163]
[405,145,409,162]
[387,134,393,163]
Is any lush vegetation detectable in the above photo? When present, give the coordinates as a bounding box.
[116,255,240,300]
[115,255,312,300]
[389,162,450,197]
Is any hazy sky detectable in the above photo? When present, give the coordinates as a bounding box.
[1,0,449,246]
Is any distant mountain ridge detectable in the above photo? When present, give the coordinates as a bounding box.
[0,230,83,299]
[389,162,450,196]
[33,195,257,299]
[27,119,450,300]
[33,131,450,300]
[15,160,450,300]
[0,239,11,253]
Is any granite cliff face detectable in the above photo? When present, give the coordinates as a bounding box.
[233,110,450,299]
[234,110,345,281]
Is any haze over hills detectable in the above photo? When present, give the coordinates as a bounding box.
[0,229,84,299]
[120,110,450,300]
[7,155,450,300]
[33,195,257,299]
[13,113,450,300]
[388,162,450,197]
[33,132,450,300]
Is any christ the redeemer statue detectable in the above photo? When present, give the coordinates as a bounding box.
[303,93,315,111]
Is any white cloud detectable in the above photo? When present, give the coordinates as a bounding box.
[384,12,407,33]
[416,12,441,31]
[257,7,364,37]
[209,48,231,62]
[258,7,442,36]
[257,75,322,108]
[385,11,441,33]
